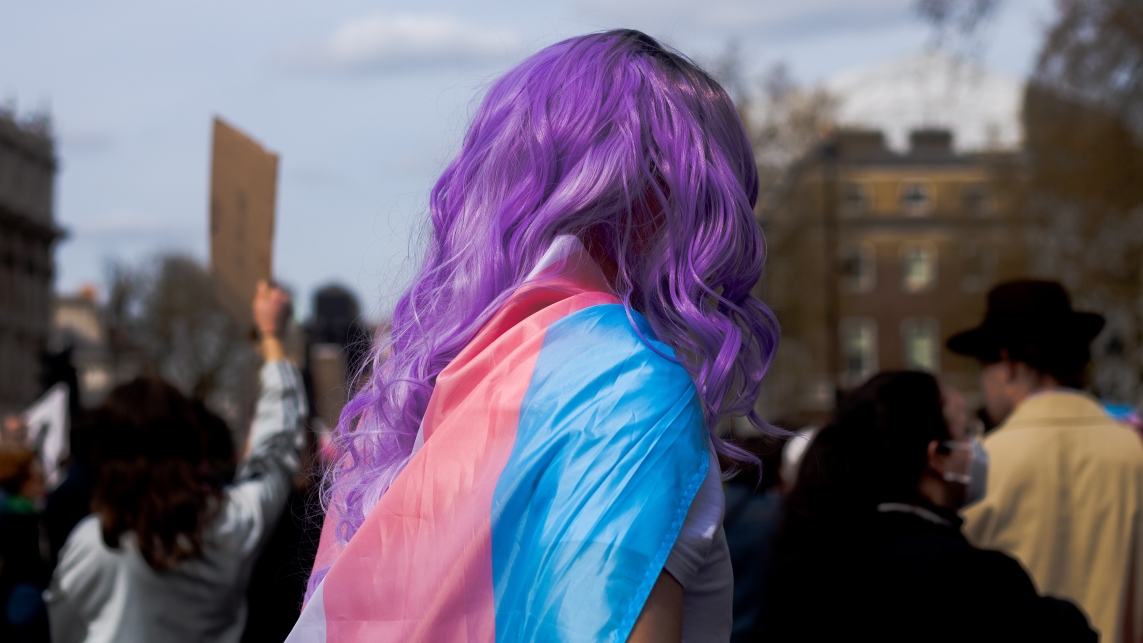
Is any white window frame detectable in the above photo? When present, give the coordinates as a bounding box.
[900,317,941,372]
[840,317,879,388]
[900,241,938,293]
[841,182,871,217]
[961,243,998,293]
[899,180,935,217]
[839,242,877,293]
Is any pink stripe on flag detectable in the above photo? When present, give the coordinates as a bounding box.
[318,249,617,643]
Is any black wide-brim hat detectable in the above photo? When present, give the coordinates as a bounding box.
[947,280,1105,361]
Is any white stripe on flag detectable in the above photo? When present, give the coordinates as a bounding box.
[285,579,327,643]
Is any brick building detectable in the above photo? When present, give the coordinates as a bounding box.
[758,128,1025,424]
[0,110,61,413]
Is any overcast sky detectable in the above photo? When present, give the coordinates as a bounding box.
[1,0,1056,320]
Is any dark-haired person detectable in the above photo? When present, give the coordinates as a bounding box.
[759,371,1095,642]
[45,281,306,643]
[950,280,1143,642]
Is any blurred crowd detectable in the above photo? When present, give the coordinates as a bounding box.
[0,282,319,643]
[2,278,1141,642]
[724,279,1141,642]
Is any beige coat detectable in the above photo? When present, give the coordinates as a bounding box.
[963,390,1143,642]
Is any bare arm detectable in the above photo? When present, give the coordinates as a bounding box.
[254,279,290,364]
[244,279,291,459]
[628,571,683,643]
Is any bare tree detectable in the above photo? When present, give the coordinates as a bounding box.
[710,44,838,213]
[1034,0,1143,144]
[1020,0,1143,404]
[914,0,1002,61]
[711,40,751,108]
[105,253,260,436]
[103,260,143,384]
[748,63,838,213]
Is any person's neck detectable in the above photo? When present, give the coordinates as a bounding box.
[917,472,956,511]
[1011,373,1063,409]
[582,228,620,290]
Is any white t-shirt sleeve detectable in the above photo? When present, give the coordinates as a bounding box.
[44,516,117,643]
[664,450,724,587]
[212,360,307,554]
[662,449,734,643]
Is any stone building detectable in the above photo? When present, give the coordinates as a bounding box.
[0,110,61,413]
[51,287,120,408]
[758,128,1025,424]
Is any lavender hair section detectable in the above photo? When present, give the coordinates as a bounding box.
[309,29,780,598]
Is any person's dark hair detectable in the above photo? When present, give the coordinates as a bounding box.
[92,377,224,571]
[767,371,951,613]
[723,436,786,490]
[788,371,950,516]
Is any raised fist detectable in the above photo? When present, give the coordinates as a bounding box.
[253,279,292,338]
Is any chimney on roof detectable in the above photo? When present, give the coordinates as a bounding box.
[909,129,954,157]
[76,284,99,303]
[833,129,888,160]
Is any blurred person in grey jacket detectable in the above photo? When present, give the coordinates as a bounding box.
[45,281,306,643]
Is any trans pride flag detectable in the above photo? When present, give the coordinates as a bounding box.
[287,236,710,643]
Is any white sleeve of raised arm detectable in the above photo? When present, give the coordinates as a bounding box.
[212,360,307,556]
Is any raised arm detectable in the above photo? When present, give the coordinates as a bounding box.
[215,281,307,555]
[242,280,305,470]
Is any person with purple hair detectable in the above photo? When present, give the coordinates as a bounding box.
[287,29,778,643]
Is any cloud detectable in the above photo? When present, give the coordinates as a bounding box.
[278,13,520,74]
[573,0,914,35]
[826,51,1024,152]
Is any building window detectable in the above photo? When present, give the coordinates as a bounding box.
[900,241,938,293]
[901,317,940,372]
[840,317,878,387]
[962,184,992,216]
[839,242,876,293]
[899,180,934,216]
[962,243,997,292]
[841,182,870,216]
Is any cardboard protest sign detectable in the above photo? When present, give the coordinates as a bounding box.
[209,117,278,328]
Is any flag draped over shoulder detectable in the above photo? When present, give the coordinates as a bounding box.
[287,236,710,643]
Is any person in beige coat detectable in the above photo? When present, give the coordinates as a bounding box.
[950,280,1143,643]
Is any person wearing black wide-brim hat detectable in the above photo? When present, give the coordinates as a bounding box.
[950,279,1143,643]
[947,280,1105,424]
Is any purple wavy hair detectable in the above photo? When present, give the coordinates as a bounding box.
[320,28,779,559]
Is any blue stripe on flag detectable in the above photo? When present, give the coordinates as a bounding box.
[490,304,709,643]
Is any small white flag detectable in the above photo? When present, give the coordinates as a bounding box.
[23,383,70,491]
